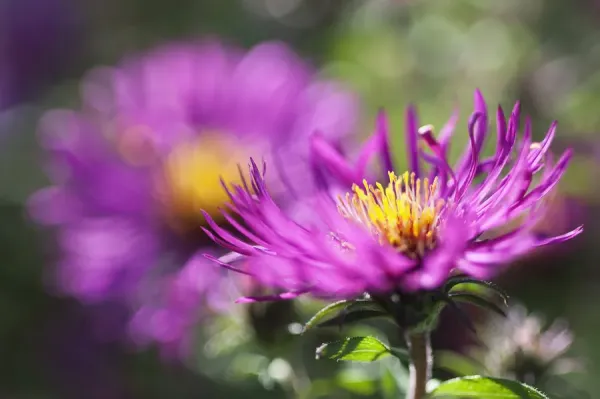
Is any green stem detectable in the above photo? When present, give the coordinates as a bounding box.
[405,331,432,399]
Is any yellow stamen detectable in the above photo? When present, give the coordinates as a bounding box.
[156,134,252,232]
[337,171,444,257]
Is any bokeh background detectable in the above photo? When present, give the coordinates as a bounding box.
[1,0,599,397]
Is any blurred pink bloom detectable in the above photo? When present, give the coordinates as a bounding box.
[29,39,360,357]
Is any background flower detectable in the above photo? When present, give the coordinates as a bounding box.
[474,305,581,380]
[28,40,359,356]
[469,304,585,398]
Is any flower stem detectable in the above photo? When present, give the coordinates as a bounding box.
[405,331,432,399]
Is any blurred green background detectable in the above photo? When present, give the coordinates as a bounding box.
[1,0,599,397]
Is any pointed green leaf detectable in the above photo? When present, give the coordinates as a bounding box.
[317,309,389,329]
[444,277,509,303]
[430,376,549,398]
[303,299,381,333]
[315,336,391,362]
[303,300,353,333]
[449,293,507,317]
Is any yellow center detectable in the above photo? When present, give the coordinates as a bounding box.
[156,134,253,232]
[337,172,444,257]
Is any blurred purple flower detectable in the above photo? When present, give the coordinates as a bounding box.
[28,40,359,357]
[205,90,582,302]
[1,0,82,108]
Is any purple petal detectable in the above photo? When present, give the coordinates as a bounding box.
[405,105,421,177]
[200,226,253,256]
[355,130,384,177]
[454,113,482,201]
[495,105,507,149]
[401,212,469,291]
[454,90,488,177]
[203,253,252,275]
[507,149,573,215]
[535,225,583,246]
[310,133,358,186]
[528,121,557,172]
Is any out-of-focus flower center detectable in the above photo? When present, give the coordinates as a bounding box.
[158,135,252,232]
[337,171,444,257]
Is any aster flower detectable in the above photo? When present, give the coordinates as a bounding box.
[206,91,583,399]
[472,305,581,383]
[469,304,585,398]
[28,40,359,356]
[205,90,582,320]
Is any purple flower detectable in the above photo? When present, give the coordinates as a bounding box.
[205,90,583,303]
[28,40,359,356]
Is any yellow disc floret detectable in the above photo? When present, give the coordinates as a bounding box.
[337,171,445,257]
[156,134,253,232]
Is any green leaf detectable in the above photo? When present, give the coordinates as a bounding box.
[317,309,388,329]
[315,336,391,362]
[430,376,549,398]
[303,299,382,333]
[303,300,353,333]
[444,277,509,303]
[449,293,507,317]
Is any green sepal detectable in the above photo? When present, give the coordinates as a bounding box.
[444,276,509,304]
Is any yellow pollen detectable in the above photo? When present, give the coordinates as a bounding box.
[156,134,252,232]
[337,171,444,256]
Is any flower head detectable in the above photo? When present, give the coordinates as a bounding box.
[206,90,582,305]
[28,40,359,356]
